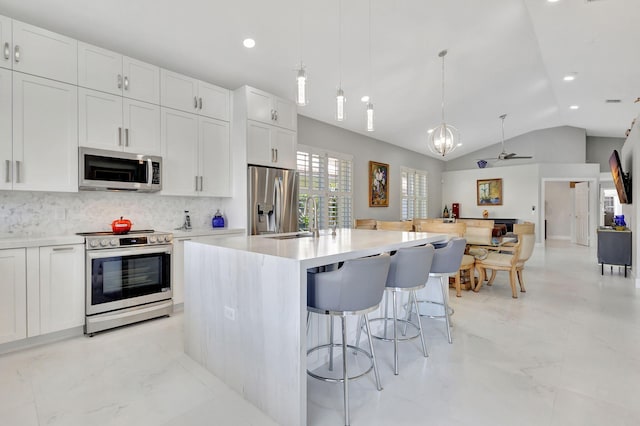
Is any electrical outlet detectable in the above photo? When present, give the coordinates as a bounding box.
[224,306,236,321]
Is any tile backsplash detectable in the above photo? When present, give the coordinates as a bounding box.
[0,190,231,236]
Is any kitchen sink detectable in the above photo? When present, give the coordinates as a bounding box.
[266,232,315,240]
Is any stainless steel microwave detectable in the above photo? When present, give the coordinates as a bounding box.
[79,147,162,192]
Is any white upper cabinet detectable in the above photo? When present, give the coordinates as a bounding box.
[78,42,159,104]
[160,69,229,121]
[246,86,297,131]
[13,73,78,192]
[78,87,160,155]
[160,107,230,197]
[247,121,296,170]
[0,68,11,191]
[12,19,77,84]
[0,15,11,70]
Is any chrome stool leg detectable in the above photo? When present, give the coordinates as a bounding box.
[392,290,399,375]
[440,276,453,344]
[341,315,350,426]
[364,314,383,391]
[329,315,335,371]
[412,290,428,357]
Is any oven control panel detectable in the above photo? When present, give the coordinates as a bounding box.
[85,232,173,249]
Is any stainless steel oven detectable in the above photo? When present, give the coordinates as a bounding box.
[80,230,173,335]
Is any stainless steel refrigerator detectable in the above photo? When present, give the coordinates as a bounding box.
[248,165,299,235]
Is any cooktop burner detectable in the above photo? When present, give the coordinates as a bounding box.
[76,229,155,236]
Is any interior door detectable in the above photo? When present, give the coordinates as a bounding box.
[575,181,589,246]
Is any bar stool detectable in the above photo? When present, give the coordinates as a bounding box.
[307,254,391,426]
[413,238,466,344]
[366,245,435,375]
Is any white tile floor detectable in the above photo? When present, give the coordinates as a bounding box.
[1,240,639,426]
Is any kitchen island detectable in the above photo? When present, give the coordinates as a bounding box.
[183,228,446,426]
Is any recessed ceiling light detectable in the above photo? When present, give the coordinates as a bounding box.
[563,74,576,81]
[569,105,579,110]
[361,95,370,103]
[243,38,256,48]
[547,0,560,3]
[456,143,462,147]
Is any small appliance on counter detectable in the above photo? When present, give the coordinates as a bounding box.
[212,209,225,228]
[111,216,132,234]
[183,210,192,230]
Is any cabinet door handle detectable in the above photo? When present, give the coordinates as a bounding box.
[118,127,123,146]
[270,109,275,120]
[15,160,21,183]
[3,42,9,60]
[195,175,199,191]
[274,110,278,121]
[275,148,278,163]
[5,160,10,183]
[53,247,75,252]
[117,74,123,89]
[14,45,20,63]
[199,176,203,191]
[125,128,129,146]
[198,97,203,110]
[194,96,198,109]
[124,76,129,91]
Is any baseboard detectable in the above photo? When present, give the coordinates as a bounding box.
[547,235,571,240]
[0,326,84,355]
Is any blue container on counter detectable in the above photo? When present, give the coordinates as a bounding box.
[212,209,225,228]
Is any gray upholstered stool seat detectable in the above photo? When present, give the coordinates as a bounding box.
[413,237,466,344]
[364,245,435,375]
[306,254,391,426]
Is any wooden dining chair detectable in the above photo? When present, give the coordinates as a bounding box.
[412,218,445,230]
[416,221,474,297]
[376,220,414,231]
[513,222,535,235]
[474,233,535,298]
[354,218,377,230]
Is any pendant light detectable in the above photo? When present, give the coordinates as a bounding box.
[428,49,459,156]
[365,0,374,131]
[335,0,345,121]
[295,0,308,106]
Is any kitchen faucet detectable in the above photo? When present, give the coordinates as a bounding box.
[304,197,320,238]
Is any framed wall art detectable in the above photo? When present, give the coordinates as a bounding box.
[477,178,503,205]
[369,161,389,207]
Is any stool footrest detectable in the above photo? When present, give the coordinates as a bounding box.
[367,317,422,342]
[307,343,374,383]
[411,299,454,318]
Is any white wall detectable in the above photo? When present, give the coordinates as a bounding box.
[442,164,540,240]
[445,126,586,171]
[545,181,572,239]
[620,114,639,288]
[298,116,445,220]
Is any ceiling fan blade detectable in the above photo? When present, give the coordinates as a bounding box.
[508,155,533,159]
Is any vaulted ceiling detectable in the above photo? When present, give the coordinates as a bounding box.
[1,0,638,160]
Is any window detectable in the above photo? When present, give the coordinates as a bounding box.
[297,145,353,230]
[401,167,428,220]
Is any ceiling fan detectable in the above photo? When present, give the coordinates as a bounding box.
[495,114,532,160]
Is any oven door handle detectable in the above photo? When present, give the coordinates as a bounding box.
[87,246,172,259]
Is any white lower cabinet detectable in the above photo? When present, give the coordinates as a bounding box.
[0,248,27,345]
[0,243,84,346]
[36,245,85,335]
[161,108,231,197]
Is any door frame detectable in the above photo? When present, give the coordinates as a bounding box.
[541,177,598,248]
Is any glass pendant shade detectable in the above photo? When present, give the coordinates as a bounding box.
[427,49,459,157]
[366,102,374,132]
[428,123,459,156]
[336,88,345,121]
[295,65,308,106]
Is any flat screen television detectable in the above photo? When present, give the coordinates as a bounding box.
[609,149,631,204]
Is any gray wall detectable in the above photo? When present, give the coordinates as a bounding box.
[445,126,587,171]
[586,136,625,172]
[298,116,445,220]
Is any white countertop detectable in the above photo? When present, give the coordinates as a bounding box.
[0,234,85,250]
[192,228,448,269]
[171,228,245,239]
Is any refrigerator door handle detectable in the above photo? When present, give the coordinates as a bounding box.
[274,176,283,233]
